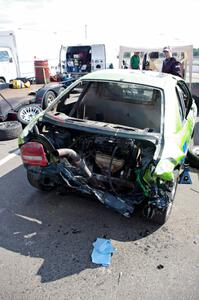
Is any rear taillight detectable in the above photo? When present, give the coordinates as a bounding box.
[20,142,48,166]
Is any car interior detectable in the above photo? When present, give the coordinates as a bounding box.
[55,81,162,132]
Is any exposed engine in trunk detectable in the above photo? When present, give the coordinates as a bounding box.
[44,126,155,195]
[71,136,138,193]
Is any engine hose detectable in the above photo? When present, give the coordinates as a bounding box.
[108,145,119,195]
[57,148,92,178]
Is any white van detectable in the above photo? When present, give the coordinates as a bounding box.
[0,30,52,84]
[0,31,21,83]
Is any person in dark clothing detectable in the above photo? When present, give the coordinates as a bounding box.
[162,46,183,78]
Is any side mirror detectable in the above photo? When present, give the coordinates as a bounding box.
[9,57,13,63]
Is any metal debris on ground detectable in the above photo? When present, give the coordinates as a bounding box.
[91,238,117,267]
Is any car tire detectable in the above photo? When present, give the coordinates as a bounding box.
[144,171,179,225]
[0,78,6,84]
[186,146,199,169]
[148,201,173,226]
[193,121,199,145]
[0,121,22,140]
[43,91,56,108]
[17,104,43,125]
[27,170,54,191]
[58,87,65,95]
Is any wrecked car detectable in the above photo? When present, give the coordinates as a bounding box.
[34,77,76,109]
[18,69,197,224]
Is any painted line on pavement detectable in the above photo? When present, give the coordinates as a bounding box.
[0,149,20,167]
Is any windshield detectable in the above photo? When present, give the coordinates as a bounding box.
[0,50,9,62]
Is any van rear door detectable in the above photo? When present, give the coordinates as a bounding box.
[91,44,106,71]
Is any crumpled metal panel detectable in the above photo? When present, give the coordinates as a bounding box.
[59,163,144,217]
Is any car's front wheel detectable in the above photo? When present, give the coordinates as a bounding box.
[58,87,65,95]
[43,90,56,108]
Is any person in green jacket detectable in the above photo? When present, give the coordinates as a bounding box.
[130,52,140,69]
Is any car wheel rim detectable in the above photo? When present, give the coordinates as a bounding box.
[46,94,55,105]
[19,106,41,123]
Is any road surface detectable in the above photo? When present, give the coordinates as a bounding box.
[0,134,199,300]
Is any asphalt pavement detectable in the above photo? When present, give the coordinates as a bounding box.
[0,133,199,299]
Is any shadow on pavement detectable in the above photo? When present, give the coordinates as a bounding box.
[0,165,161,283]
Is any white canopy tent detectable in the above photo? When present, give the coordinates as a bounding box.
[119,45,193,87]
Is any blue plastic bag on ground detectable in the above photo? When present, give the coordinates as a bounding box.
[91,238,117,267]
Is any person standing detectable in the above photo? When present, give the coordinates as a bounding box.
[122,60,128,69]
[162,46,183,77]
[130,52,140,69]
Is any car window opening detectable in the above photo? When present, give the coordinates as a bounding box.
[55,81,162,133]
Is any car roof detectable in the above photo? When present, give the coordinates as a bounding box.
[81,69,181,89]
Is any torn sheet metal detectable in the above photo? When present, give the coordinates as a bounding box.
[154,159,176,181]
[59,163,144,217]
[91,238,117,267]
[154,137,187,181]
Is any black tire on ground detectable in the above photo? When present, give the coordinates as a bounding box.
[144,170,179,225]
[149,202,173,226]
[193,121,199,145]
[193,95,199,113]
[186,146,199,169]
[27,169,54,191]
[43,90,56,108]
[58,87,65,95]
[0,121,22,140]
[0,78,6,84]
[17,104,43,125]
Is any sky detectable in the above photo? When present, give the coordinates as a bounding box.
[0,0,198,65]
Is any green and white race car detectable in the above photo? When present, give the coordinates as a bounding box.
[18,69,197,224]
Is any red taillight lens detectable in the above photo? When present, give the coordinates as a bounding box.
[20,142,48,166]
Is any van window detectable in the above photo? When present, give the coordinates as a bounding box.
[0,51,9,62]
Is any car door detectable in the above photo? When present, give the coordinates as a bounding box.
[91,44,106,71]
[175,81,197,155]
